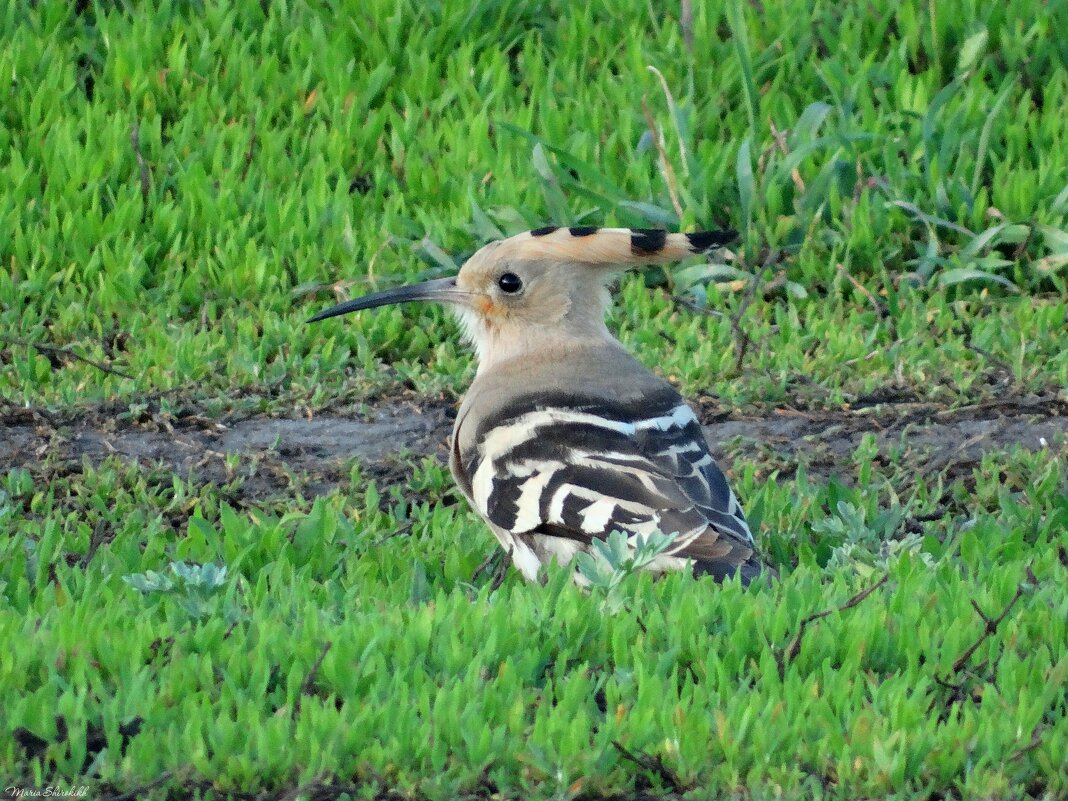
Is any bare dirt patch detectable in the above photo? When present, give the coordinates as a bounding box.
[2,392,1064,504]
[704,394,1067,481]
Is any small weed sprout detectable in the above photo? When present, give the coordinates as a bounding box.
[124,560,241,621]
[817,501,933,576]
[812,500,897,548]
[0,488,13,528]
[574,529,679,613]
[122,568,175,594]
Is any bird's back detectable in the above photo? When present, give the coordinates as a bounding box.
[450,341,765,584]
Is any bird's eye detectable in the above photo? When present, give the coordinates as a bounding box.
[497,272,523,294]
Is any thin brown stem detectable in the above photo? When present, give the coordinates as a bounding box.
[777,575,889,679]
[131,121,152,220]
[0,335,133,379]
[240,113,257,182]
[640,96,684,221]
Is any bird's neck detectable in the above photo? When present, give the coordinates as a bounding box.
[469,320,617,376]
[450,297,618,375]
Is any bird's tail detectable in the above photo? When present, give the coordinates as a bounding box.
[693,553,777,587]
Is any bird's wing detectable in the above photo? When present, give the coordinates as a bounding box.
[455,392,759,580]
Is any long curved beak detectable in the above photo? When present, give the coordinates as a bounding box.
[306,276,473,323]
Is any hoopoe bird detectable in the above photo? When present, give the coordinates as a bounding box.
[310,226,768,584]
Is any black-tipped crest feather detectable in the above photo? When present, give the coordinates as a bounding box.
[685,229,737,252]
[630,228,668,255]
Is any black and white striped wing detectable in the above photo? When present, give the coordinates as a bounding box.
[459,396,757,578]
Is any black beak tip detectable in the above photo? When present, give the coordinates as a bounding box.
[302,276,460,325]
[306,305,350,324]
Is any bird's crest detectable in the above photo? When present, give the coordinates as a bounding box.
[497,226,736,266]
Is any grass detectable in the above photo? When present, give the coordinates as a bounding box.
[2,0,1067,798]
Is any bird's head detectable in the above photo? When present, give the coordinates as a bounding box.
[308,226,735,369]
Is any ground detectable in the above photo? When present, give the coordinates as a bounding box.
[3,390,1065,514]
[2,1,1067,800]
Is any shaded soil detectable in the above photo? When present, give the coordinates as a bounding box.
[1,391,1064,503]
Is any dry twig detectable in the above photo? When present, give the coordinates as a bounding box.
[931,565,1035,722]
[612,740,688,793]
[1009,726,1046,762]
[776,574,889,679]
[836,263,884,321]
[240,113,257,182]
[647,65,690,179]
[730,274,762,373]
[131,121,152,219]
[671,294,726,318]
[947,568,1032,675]
[0,334,133,379]
[769,119,805,194]
[293,640,333,717]
[101,770,178,801]
[490,544,513,591]
[640,97,684,221]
